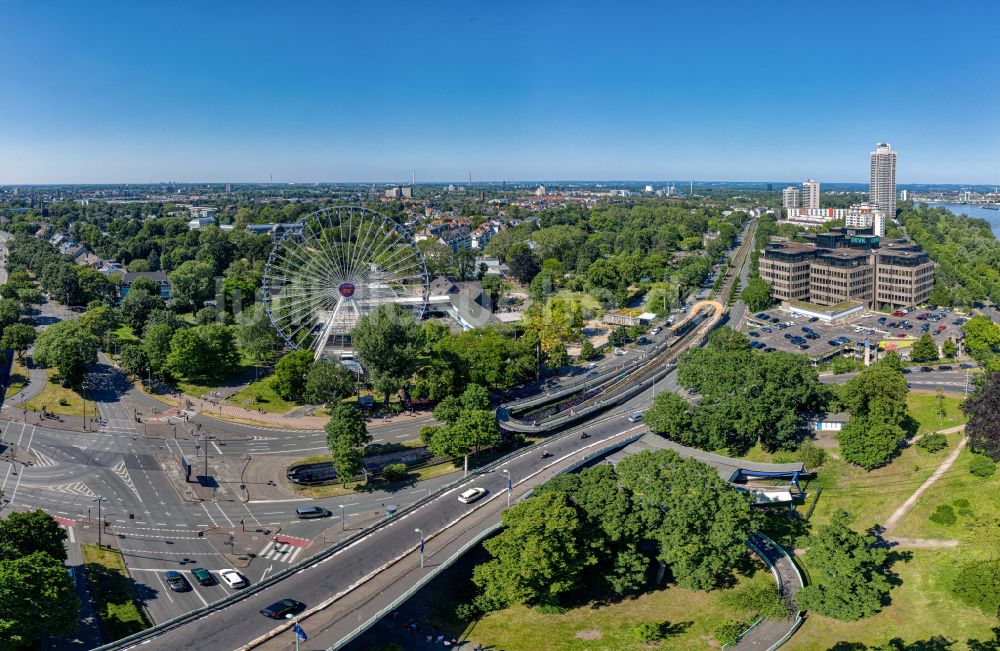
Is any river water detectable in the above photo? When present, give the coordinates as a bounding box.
[928,202,1000,238]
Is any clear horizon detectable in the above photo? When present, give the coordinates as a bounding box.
[2,1,998,185]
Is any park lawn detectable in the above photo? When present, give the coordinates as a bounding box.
[556,290,602,314]
[173,365,254,398]
[227,377,299,414]
[82,544,150,642]
[787,548,999,649]
[803,429,964,531]
[906,391,967,435]
[21,370,87,417]
[893,445,998,541]
[111,324,140,345]
[4,358,29,398]
[458,570,775,651]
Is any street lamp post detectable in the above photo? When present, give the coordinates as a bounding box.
[415,528,424,568]
[339,504,345,532]
[92,496,107,547]
[501,469,511,508]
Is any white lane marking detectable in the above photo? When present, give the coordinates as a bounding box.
[154,572,175,603]
[200,503,219,528]
[187,580,210,608]
[66,526,75,543]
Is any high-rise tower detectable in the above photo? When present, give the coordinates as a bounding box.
[802,179,820,210]
[870,143,897,215]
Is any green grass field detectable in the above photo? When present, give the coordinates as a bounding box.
[788,549,1000,649]
[555,290,603,314]
[893,444,997,541]
[110,324,140,345]
[226,376,298,413]
[21,370,88,417]
[82,544,150,641]
[453,569,775,650]
[4,358,29,398]
[906,391,966,435]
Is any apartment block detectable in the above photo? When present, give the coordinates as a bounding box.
[782,186,800,211]
[802,180,821,210]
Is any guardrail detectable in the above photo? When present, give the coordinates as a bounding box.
[92,410,647,650]
[329,432,645,650]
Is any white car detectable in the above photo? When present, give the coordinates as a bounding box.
[457,487,487,504]
[219,569,248,589]
[628,412,645,423]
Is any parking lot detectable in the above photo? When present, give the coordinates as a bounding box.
[743,306,969,362]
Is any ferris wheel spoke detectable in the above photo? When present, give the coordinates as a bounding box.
[306,218,346,280]
[349,215,380,279]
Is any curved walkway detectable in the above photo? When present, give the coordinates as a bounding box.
[734,534,804,650]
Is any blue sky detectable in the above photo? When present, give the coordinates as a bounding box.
[1,1,998,184]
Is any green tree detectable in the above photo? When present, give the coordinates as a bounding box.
[0,552,79,648]
[472,491,595,609]
[271,350,314,403]
[304,360,356,405]
[964,372,1000,460]
[168,259,216,311]
[0,299,23,332]
[911,333,939,362]
[942,338,958,358]
[352,304,421,400]
[76,266,117,304]
[928,283,954,307]
[837,415,905,470]
[740,276,773,311]
[0,510,68,562]
[166,324,240,380]
[325,404,372,486]
[839,356,909,423]
[143,323,175,378]
[42,262,83,305]
[796,510,891,621]
[0,324,35,360]
[578,339,597,361]
[645,392,698,446]
[79,303,117,339]
[234,303,278,367]
[33,319,99,386]
[128,276,161,296]
[119,344,149,379]
[119,288,163,333]
[616,450,760,590]
[428,409,501,470]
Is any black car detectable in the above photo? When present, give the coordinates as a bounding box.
[920,366,933,372]
[960,363,975,369]
[939,365,953,371]
[808,317,819,323]
[799,344,810,350]
[164,571,190,592]
[784,333,792,339]
[260,599,306,619]
[756,313,769,320]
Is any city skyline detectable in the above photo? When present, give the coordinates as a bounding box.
[1,1,998,184]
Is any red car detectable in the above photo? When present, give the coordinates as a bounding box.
[892,311,905,317]
[937,325,946,331]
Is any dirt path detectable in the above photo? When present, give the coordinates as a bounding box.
[883,429,966,534]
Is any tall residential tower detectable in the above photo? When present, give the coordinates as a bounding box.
[802,179,820,210]
[870,143,897,216]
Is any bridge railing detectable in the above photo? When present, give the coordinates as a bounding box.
[329,431,646,650]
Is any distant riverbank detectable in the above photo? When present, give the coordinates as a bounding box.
[928,202,1000,238]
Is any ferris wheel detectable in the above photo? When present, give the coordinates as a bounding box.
[262,206,429,357]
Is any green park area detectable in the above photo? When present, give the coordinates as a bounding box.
[21,369,87,417]
[82,544,149,642]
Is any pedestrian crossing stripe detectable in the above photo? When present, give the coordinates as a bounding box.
[256,541,306,564]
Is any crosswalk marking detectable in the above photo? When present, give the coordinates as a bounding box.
[255,541,306,564]
[111,458,142,501]
[32,450,59,467]
[42,482,95,497]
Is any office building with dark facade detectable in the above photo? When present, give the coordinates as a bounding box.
[758,227,935,310]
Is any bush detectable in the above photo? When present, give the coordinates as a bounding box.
[798,441,827,469]
[380,463,409,482]
[720,581,791,621]
[534,602,568,615]
[714,620,747,647]
[58,397,69,406]
[952,560,1000,614]
[579,339,597,361]
[632,621,665,643]
[454,601,480,622]
[953,498,971,509]
[970,454,997,478]
[929,504,957,526]
[917,433,949,453]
